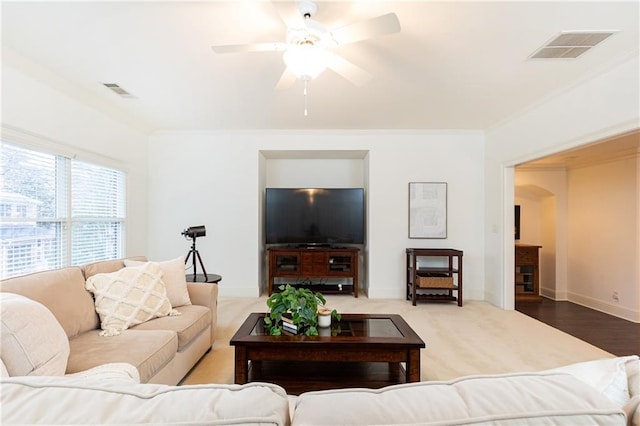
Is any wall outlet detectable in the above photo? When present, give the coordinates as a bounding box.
[612,291,620,303]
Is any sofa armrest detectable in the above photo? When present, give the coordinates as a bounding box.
[187,282,218,346]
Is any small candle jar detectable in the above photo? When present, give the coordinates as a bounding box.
[317,308,332,328]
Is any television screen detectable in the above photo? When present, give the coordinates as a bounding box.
[265,188,365,245]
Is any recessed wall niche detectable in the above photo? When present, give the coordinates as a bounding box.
[258,150,370,295]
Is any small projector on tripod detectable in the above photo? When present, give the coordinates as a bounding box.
[182,225,208,281]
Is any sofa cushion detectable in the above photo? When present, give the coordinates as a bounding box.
[547,355,639,407]
[82,256,147,280]
[292,372,625,425]
[0,293,70,377]
[0,377,290,426]
[68,329,177,383]
[85,263,180,336]
[625,395,640,426]
[629,357,640,399]
[125,257,192,307]
[0,266,98,338]
[64,362,140,383]
[131,304,211,351]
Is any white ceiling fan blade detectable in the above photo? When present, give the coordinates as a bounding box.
[211,42,287,54]
[275,68,297,90]
[326,53,373,86]
[331,13,401,45]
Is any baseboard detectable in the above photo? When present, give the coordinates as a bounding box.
[540,287,568,301]
[567,292,640,323]
[540,287,555,300]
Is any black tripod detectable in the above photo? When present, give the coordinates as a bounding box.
[185,237,208,281]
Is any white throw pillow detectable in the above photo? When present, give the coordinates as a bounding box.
[85,263,180,337]
[0,293,70,376]
[124,257,191,307]
[547,356,639,407]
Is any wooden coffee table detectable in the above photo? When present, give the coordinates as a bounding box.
[230,313,425,394]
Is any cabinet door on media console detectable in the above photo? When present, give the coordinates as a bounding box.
[327,253,356,276]
[270,251,300,276]
[301,251,327,275]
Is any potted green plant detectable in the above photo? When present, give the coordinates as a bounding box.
[264,284,340,336]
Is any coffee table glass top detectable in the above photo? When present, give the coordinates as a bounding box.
[251,316,403,338]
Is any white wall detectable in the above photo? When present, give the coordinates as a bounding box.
[485,55,640,310]
[567,158,639,321]
[265,158,364,187]
[515,170,567,300]
[540,195,558,299]
[148,131,485,299]
[514,194,542,245]
[1,54,149,257]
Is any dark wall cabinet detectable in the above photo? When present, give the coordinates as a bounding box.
[515,244,542,302]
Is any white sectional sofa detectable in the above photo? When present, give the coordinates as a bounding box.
[1,356,638,425]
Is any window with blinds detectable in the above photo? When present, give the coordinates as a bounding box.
[0,141,126,279]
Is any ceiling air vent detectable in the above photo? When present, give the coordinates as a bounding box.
[102,83,135,98]
[529,31,615,59]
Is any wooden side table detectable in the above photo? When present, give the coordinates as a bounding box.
[186,273,222,284]
[406,248,463,306]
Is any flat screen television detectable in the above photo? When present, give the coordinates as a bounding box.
[265,188,365,246]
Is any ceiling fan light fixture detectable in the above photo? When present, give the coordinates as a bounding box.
[283,43,328,80]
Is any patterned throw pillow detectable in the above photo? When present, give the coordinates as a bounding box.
[124,257,191,307]
[85,263,180,337]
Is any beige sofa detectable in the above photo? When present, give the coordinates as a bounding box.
[1,355,638,425]
[0,257,217,385]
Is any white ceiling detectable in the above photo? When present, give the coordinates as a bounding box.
[1,1,638,132]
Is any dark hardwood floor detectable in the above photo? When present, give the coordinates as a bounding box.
[516,298,640,357]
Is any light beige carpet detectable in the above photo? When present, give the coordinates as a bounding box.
[181,296,612,385]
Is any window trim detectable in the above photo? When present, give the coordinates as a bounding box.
[2,125,126,171]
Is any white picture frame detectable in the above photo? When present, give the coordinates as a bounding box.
[409,182,447,239]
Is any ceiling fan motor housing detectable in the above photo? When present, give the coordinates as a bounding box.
[298,1,318,19]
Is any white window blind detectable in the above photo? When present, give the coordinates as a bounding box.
[0,141,125,279]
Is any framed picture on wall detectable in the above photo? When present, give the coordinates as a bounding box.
[409,182,447,238]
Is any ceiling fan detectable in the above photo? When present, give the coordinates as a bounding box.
[211,1,401,90]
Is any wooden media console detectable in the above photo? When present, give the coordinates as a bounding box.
[268,247,359,297]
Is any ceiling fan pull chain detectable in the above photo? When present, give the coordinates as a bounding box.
[304,79,309,117]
